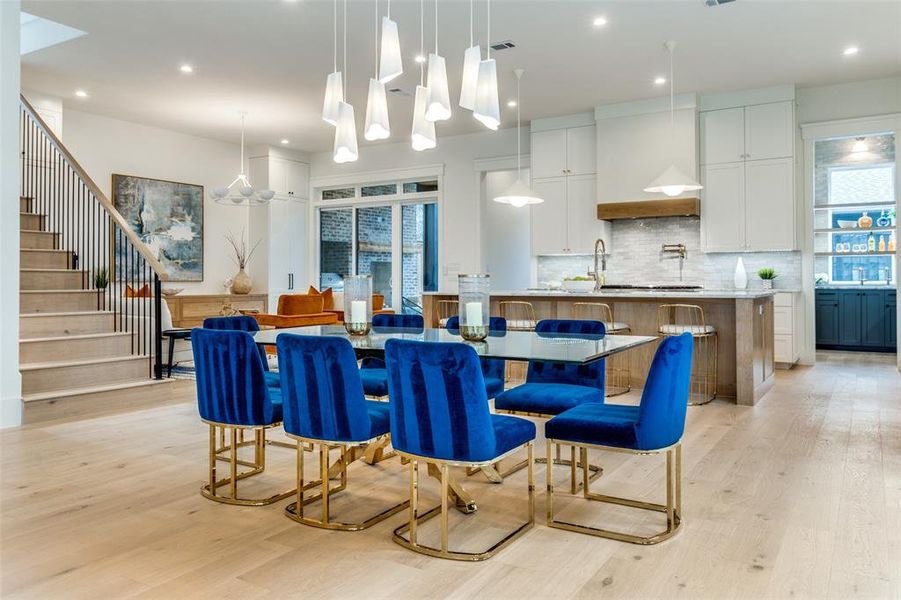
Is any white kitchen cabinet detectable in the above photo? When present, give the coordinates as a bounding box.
[774,292,801,366]
[266,198,308,309]
[701,162,746,252]
[249,156,309,199]
[701,101,793,165]
[700,108,745,165]
[531,175,602,255]
[565,126,597,176]
[566,175,601,253]
[745,158,794,250]
[531,125,596,178]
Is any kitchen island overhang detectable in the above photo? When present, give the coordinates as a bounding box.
[422,289,777,406]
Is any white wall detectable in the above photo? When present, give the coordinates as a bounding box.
[481,169,532,290]
[797,77,901,124]
[310,127,525,291]
[0,0,22,428]
[60,109,255,294]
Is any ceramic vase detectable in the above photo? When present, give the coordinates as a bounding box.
[733,257,748,290]
[231,268,252,294]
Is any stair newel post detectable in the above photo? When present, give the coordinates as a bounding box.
[153,275,163,380]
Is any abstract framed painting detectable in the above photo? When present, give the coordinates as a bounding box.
[112,174,204,282]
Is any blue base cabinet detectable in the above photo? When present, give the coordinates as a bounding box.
[816,289,896,352]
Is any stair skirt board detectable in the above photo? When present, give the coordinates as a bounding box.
[21,355,152,395]
[20,312,116,338]
[20,269,86,290]
[22,379,178,425]
[20,290,100,313]
[20,230,58,250]
[20,250,72,269]
[19,332,135,363]
[20,213,46,230]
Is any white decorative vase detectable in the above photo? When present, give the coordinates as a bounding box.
[733,257,748,290]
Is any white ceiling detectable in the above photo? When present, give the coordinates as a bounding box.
[20,0,901,153]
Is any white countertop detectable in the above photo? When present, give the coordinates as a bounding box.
[426,289,779,300]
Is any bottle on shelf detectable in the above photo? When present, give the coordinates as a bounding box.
[879,235,886,252]
[876,209,890,227]
[858,212,873,228]
[889,231,897,252]
[867,232,876,252]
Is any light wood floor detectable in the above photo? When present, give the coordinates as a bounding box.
[2,351,899,599]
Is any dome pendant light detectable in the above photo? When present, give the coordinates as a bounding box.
[425,0,451,122]
[365,0,390,141]
[211,112,275,206]
[644,41,702,197]
[459,0,481,111]
[472,0,500,130]
[411,0,436,150]
[494,69,543,208]
[378,0,403,83]
[333,0,359,163]
[322,0,343,125]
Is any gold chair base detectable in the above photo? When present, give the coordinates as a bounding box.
[393,444,535,561]
[285,436,409,531]
[546,440,682,545]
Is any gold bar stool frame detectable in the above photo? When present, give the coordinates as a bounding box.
[657,304,717,405]
[571,302,632,397]
[499,301,536,385]
[436,300,457,328]
[546,439,682,545]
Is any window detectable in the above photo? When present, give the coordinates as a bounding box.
[321,187,355,200]
[361,184,397,197]
[319,208,352,291]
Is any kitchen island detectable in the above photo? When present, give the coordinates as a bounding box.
[422,289,777,406]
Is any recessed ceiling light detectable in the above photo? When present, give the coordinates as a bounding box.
[414,54,426,64]
[280,139,290,145]
[843,46,859,56]
[507,100,517,107]
[75,90,88,98]
[654,76,667,85]
[180,64,193,73]
[592,16,608,27]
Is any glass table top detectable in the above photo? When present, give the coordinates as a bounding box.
[252,325,658,364]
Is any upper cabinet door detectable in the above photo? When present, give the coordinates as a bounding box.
[565,125,596,176]
[268,158,289,195]
[745,158,795,251]
[531,129,567,179]
[565,175,600,254]
[286,161,309,198]
[744,102,793,161]
[701,162,746,252]
[700,107,745,165]
[530,178,568,255]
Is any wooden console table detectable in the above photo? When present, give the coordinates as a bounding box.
[164,293,268,329]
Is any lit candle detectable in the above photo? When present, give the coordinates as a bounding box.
[350,300,367,325]
[465,302,483,327]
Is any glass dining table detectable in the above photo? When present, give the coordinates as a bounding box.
[252,324,659,513]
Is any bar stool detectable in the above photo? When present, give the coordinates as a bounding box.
[545,333,693,544]
[499,301,536,384]
[385,338,535,561]
[657,304,717,405]
[572,302,632,397]
[436,300,457,328]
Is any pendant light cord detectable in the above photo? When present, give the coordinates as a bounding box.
[239,113,245,174]
[374,0,378,77]
[516,75,521,178]
[333,0,337,73]
[486,0,491,58]
[343,0,347,98]
[669,44,674,133]
[469,0,473,47]
[434,0,438,54]
[419,0,424,86]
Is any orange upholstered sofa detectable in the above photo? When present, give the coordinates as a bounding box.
[253,294,339,329]
[306,286,394,322]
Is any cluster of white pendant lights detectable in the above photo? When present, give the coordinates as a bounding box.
[411,0,436,151]
[643,41,703,197]
[322,0,358,163]
[493,69,542,207]
[211,112,276,205]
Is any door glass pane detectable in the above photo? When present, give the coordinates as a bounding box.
[319,208,352,291]
[356,205,393,307]
[401,203,438,314]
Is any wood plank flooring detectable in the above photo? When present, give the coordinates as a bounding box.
[1,351,899,599]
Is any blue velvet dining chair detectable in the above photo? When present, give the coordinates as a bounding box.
[444,315,507,399]
[202,315,280,389]
[384,338,536,561]
[191,327,295,506]
[276,333,409,530]
[359,313,424,399]
[544,333,693,544]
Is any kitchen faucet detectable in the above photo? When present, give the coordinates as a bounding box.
[587,238,609,292]
[661,244,688,282]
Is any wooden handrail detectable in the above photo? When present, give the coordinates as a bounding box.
[19,95,170,281]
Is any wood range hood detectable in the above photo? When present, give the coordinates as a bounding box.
[596,197,700,220]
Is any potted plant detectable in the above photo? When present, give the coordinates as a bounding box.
[757,268,778,289]
[93,268,109,291]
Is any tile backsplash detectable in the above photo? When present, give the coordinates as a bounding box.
[537,217,802,290]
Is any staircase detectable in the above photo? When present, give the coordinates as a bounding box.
[18,97,172,424]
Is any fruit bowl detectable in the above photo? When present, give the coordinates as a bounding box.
[837,220,858,229]
[562,279,596,293]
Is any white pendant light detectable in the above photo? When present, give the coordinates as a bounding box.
[425,0,451,122]
[459,0,481,110]
[322,0,343,125]
[378,0,403,83]
[333,0,359,163]
[411,0,436,150]
[211,112,275,206]
[472,0,500,130]
[365,0,390,140]
[644,41,702,197]
[494,69,542,208]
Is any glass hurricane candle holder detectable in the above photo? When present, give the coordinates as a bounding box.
[343,275,372,336]
[458,273,490,342]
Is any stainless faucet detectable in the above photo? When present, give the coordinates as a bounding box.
[661,244,688,282]
[587,238,609,291]
[854,267,865,285]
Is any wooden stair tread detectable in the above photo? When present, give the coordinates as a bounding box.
[20,289,96,294]
[20,354,150,371]
[20,268,79,273]
[20,249,69,253]
[20,229,57,234]
[22,378,173,403]
[20,331,132,343]
[20,211,45,217]
[20,310,114,318]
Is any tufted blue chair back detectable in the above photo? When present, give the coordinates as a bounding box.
[444,316,507,381]
[372,313,424,330]
[192,328,279,426]
[527,319,607,389]
[385,339,497,462]
[276,334,372,442]
[203,315,270,370]
[635,333,693,450]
